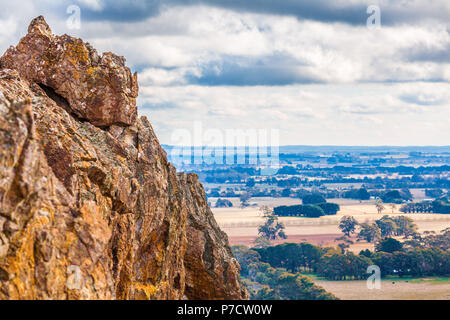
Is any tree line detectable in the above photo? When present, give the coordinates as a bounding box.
[339,215,420,242]
[246,230,450,281]
[273,194,340,217]
[232,245,337,300]
[400,198,450,214]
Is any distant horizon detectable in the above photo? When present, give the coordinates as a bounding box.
[163,144,450,148]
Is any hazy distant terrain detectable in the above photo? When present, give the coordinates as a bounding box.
[164,145,450,300]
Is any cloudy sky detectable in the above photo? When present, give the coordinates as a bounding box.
[0,0,449,146]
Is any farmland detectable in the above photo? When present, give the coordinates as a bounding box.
[308,275,450,300]
[211,197,450,251]
[166,145,450,299]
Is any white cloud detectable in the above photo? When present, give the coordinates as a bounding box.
[69,6,450,85]
[0,1,449,145]
[77,0,103,11]
[138,82,450,145]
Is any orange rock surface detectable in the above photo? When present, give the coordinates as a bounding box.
[0,17,247,300]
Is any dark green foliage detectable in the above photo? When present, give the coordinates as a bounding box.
[359,249,372,258]
[375,216,397,237]
[339,216,358,237]
[317,202,340,215]
[273,204,325,217]
[381,189,412,204]
[257,215,287,241]
[235,227,450,290]
[354,216,417,242]
[255,243,322,273]
[425,189,444,199]
[403,228,450,251]
[281,188,291,197]
[274,201,340,217]
[357,223,381,243]
[240,192,251,207]
[391,216,417,237]
[371,249,450,277]
[215,198,233,208]
[246,178,256,187]
[376,237,403,253]
[273,205,302,216]
[276,166,299,175]
[302,204,325,217]
[432,198,450,214]
[343,188,370,200]
[400,198,450,214]
[302,194,326,205]
[274,272,336,300]
[318,252,372,280]
[232,245,261,276]
[381,190,404,203]
[233,245,337,300]
[253,287,280,300]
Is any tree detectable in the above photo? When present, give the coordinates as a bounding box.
[335,236,354,253]
[343,188,370,200]
[258,214,287,241]
[357,223,381,243]
[357,188,371,200]
[432,198,450,214]
[276,273,337,300]
[359,249,372,258]
[232,245,261,276]
[301,204,325,218]
[339,216,358,237]
[259,205,273,217]
[302,194,326,205]
[317,202,340,215]
[240,192,251,208]
[422,228,450,250]
[375,199,385,214]
[253,236,272,249]
[425,189,444,199]
[318,252,371,280]
[375,216,397,238]
[254,287,280,300]
[376,238,403,253]
[215,198,233,208]
[392,216,417,238]
[389,203,396,213]
[246,178,256,188]
[281,188,292,197]
[273,204,325,218]
[381,190,404,204]
[400,188,413,201]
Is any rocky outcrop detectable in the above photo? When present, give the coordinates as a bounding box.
[0,17,247,300]
[0,16,137,127]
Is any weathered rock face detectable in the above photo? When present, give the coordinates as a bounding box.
[0,16,138,127]
[0,17,247,300]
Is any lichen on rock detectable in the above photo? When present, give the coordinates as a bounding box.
[0,17,247,300]
[0,16,138,127]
